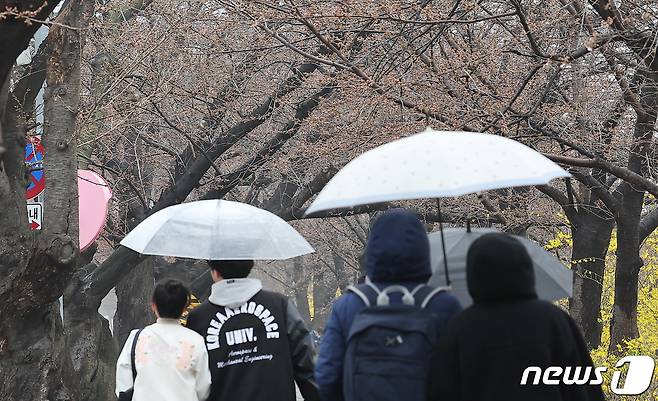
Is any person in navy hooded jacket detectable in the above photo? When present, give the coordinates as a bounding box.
[314,208,462,401]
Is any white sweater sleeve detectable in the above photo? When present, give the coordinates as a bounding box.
[116,330,138,397]
[195,345,212,401]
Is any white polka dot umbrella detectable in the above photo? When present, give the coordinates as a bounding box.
[305,128,569,216]
[304,128,569,286]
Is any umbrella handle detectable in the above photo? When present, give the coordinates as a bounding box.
[436,198,451,286]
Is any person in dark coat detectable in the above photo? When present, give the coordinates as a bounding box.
[186,260,319,401]
[314,209,462,401]
[429,233,605,401]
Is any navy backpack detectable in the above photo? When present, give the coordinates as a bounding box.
[342,282,447,401]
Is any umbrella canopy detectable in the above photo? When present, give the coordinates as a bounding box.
[78,170,112,251]
[305,128,569,215]
[427,228,572,307]
[120,200,314,260]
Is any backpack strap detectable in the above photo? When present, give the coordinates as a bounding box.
[419,286,451,308]
[375,285,415,306]
[410,284,425,296]
[363,281,415,306]
[347,282,383,307]
[349,283,450,308]
[130,329,144,381]
[346,285,371,307]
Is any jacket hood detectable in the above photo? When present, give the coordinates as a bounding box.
[366,209,431,283]
[466,233,537,303]
[208,278,263,308]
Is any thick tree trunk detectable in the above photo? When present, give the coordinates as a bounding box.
[609,72,658,350]
[0,106,30,282]
[0,304,76,401]
[63,258,119,401]
[113,255,156,347]
[610,189,644,350]
[0,1,93,399]
[569,212,614,349]
[0,117,79,400]
[64,304,117,401]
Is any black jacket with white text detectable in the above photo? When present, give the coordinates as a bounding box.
[186,278,319,401]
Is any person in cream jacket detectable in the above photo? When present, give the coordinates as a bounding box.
[116,279,212,401]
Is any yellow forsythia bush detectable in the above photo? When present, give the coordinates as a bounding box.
[546,229,658,399]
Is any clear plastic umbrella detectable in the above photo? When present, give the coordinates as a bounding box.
[120,200,314,260]
[427,227,572,306]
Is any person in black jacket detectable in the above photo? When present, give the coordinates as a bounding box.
[186,260,319,401]
[429,233,605,401]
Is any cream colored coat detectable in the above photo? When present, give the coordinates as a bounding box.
[116,318,212,401]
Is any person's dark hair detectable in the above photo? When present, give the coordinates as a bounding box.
[207,260,254,279]
[152,279,190,319]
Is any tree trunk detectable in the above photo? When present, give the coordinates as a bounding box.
[610,188,644,350]
[113,257,156,347]
[64,300,117,401]
[333,252,353,292]
[0,1,93,399]
[609,72,658,350]
[569,211,614,348]
[0,304,76,401]
[312,260,340,332]
[292,259,312,326]
[59,246,117,401]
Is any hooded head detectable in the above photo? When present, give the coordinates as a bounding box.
[466,233,537,303]
[366,209,431,283]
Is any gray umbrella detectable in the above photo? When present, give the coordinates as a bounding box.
[428,228,572,307]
